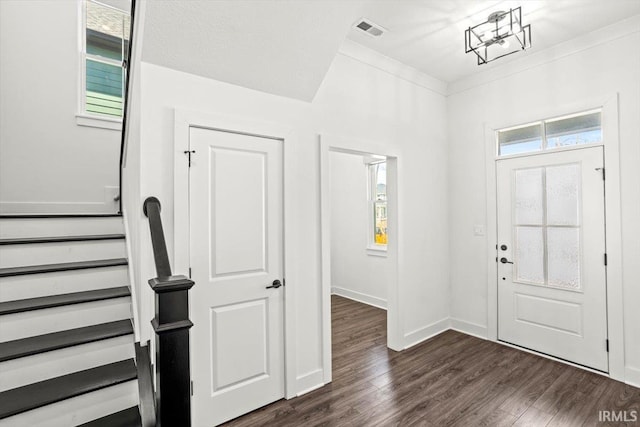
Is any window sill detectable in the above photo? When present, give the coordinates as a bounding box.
[366,245,388,257]
[76,113,122,131]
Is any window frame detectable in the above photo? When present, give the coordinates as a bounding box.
[496,109,603,158]
[366,160,388,255]
[76,0,128,130]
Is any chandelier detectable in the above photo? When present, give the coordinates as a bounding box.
[465,7,532,65]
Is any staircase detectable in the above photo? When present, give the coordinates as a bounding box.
[0,214,143,426]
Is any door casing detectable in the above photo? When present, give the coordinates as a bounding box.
[173,109,298,399]
[484,94,625,381]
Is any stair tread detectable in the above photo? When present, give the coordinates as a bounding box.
[0,320,133,362]
[0,359,137,420]
[0,234,125,245]
[78,406,141,427]
[0,258,128,277]
[0,287,130,315]
[0,214,122,218]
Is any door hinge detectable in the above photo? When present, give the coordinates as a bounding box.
[184,150,196,167]
[606,339,609,352]
[604,253,608,266]
[191,380,194,396]
[189,267,192,278]
[596,167,605,180]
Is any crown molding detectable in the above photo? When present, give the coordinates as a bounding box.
[338,39,448,97]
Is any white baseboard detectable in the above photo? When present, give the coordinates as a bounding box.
[403,318,450,349]
[331,287,387,310]
[450,318,488,340]
[296,368,325,397]
[0,201,116,214]
[626,366,640,388]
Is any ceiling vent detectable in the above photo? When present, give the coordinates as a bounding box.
[354,19,386,37]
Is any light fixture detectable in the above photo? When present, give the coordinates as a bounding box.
[465,7,531,65]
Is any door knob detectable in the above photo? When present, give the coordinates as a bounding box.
[500,257,514,264]
[266,279,282,289]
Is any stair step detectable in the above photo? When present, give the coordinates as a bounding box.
[0,217,124,239]
[0,287,130,316]
[0,234,125,245]
[79,406,141,427]
[0,266,128,302]
[0,214,122,218]
[0,320,133,362]
[0,359,137,420]
[0,258,128,278]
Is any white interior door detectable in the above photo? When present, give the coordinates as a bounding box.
[189,127,284,426]
[497,146,608,372]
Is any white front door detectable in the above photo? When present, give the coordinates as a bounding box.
[497,146,608,371]
[189,127,285,426]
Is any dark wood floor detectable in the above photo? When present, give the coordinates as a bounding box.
[223,295,640,426]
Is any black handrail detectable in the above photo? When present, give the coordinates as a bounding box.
[117,0,137,213]
[143,197,194,427]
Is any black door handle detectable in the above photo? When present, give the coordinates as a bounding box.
[266,279,282,289]
[500,257,514,264]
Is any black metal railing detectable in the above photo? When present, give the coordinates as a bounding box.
[143,197,194,426]
[117,0,137,213]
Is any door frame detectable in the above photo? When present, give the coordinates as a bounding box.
[173,108,298,400]
[319,134,402,386]
[484,93,625,381]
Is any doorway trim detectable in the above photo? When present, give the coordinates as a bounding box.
[173,108,298,399]
[484,93,625,382]
[319,134,402,384]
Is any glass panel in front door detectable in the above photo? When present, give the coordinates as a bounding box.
[513,162,582,291]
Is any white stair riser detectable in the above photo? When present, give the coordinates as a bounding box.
[0,266,128,302]
[0,240,126,269]
[0,335,135,392]
[0,297,131,342]
[0,380,138,427]
[0,217,124,239]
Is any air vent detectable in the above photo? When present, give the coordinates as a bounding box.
[354,19,386,37]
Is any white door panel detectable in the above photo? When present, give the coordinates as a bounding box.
[497,146,608,371]
[189,127,284,426]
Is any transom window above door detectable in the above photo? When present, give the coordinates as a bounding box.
[498,110,602,156]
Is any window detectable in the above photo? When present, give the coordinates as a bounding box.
[81,0,130,119]
[368,161,387,249]
[498,110,602,156]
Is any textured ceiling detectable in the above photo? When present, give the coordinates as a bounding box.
[348,0,640,83]
[141,0,640,100]
[142,0,365,102]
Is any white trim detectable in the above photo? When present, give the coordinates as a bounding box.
[403,318,450,349]
[450,318,488,340]
[625,367,640,389]
[295,369,325,397]
[121,207,140,342]
[76,113,122,130]
[0,201,114,214]
[320,134,403,389]
[484,93,625,382]
[173,108,297,399]
[366,246,388,257]
[331,287,387,310]
[338,39,447,96]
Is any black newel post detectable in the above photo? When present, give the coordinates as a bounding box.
[144,197,194,427]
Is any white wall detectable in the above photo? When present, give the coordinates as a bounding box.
[330,151,388,309]
[136,41,449,393]
[0,0,121,213]
[447,20,640,383]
